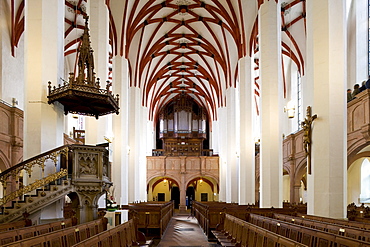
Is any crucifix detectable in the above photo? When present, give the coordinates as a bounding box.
[301,106,317,175]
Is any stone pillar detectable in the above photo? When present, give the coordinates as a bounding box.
[259,0,283,208]
[179,174,187,212]
[217,108,227,202]
[112,56,129,206]
[306,0,347,218]
[179,156,187,211]
[24,0,65,160]
[85,0,110,145]
[128,87,147,202]
[289,160,296,203]
[347,0,368,86]
[293,184,301,203]
[226,88,238,203]
[238,57,255,205]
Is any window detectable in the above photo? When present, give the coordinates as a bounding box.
[360,159,370,203]
[297,71,303,129]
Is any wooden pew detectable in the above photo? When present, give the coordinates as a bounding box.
[192,201,307,237]
[249,213,370,246]
[297,213,370,230]
[71,219,152,247]
[0,218,73,245]
[211,213,308,247]
[1,218,107,247]
[128,201,173,237]
[0,219,32,233]
[274,213,370,242]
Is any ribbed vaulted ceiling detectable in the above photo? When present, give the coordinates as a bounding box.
[9,0,307,122]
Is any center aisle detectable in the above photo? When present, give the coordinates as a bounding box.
[157,212,216,247]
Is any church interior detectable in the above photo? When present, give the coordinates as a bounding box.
[1,0,370,246]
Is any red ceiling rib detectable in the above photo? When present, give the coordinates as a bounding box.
[5,1,307,127]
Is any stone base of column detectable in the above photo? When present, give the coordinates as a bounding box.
[178,205,187,213]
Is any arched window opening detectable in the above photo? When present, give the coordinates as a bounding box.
[360,158,370,203]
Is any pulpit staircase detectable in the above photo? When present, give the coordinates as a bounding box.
[0,144,112,223]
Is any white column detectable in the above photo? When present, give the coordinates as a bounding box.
[238,57,255,205]
[0,3,25,109]
[217,108,227,202]
[347,0,368,86]
[306,0,347,218]
[226,87,239,203]
[259,0,283,208]
[85,0,110,145]
[112,56,129,205]
[24,0,64,159]
[129,87,146,202]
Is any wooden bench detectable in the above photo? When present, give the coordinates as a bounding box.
[274,213,370,242]
[192,201,307,237]
[71,218,152,247]
[0,218,73,245]
[297,212,370,230]
[249,213,370,246]
[1,217,107,247]
[0,219,32,233]
[128,201,173,237]
[211,213,308,247]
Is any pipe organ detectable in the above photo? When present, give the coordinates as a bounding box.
[157,94,210,156]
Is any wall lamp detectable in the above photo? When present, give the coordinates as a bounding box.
[284,100,295,118]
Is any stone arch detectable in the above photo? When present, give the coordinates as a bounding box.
[348,140,370,168]
[348,150,370,170]
[185,175,219,202]
[185,175,219,194]
[147,176,181,202]
[65,192,80,224]
[295,158,307,188]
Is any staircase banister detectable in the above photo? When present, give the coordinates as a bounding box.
[0,144,72,181]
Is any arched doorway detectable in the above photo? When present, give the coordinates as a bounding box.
[171,186,180,209]
[186,176,219,207]
[186,186,195,208]
[147,177,180,203]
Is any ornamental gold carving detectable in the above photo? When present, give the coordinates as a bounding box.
[0,169,67,206]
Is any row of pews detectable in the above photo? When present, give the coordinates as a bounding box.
[249,213,370,246]
[274,213,370,240]
[193,201,370,247]
[0,218,74,245]
[0,219,32,233]
[0,201,174,247]
[1,217,107,247]
[192,201,307,237]
[71,218,152,247]
[212,213,306,247]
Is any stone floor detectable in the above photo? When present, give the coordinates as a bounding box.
[153,212,220,247]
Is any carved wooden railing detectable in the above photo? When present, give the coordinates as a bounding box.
[0,144,112,216]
